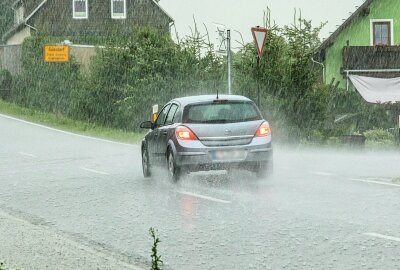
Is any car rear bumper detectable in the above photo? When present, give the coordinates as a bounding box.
[175,142,273,170]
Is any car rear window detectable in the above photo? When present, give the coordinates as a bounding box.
[183,101,262,124]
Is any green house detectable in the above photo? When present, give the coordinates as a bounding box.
[317,0,400,91]
[2,0,174,45]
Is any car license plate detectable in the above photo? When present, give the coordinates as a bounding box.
[213,150,245,161]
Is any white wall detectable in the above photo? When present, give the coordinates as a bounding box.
[6,27,31,45]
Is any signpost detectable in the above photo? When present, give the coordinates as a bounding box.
[227,29,232,95]
[44,45,69,63]
[214,23,232,95]
[251,27,268,106]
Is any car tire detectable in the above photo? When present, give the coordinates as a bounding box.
[255,160,273,179]
[142,147,151,178]
[167,150,181,182]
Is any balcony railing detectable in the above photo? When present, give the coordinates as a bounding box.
[343,46,400,71]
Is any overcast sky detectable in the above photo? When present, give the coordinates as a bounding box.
[160,0,365,46]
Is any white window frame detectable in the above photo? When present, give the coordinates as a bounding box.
[370,19,394,46]
[111,0,126,19]
[73,0,88,19]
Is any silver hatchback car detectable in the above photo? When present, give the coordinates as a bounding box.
[140,95,273,181]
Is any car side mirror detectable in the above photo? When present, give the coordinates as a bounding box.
[140,121,153,129]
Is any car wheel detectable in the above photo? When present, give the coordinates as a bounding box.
[142,147,151,178]
[167,151,181,182]
[255,160,273,179]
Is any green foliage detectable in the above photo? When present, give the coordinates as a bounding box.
[6,27,225,132]
[364,128,396,148]
[5,11,398,144]
[0,69,12,100]
[328,89,397,136]
[234,16,328,142]
[12,36,81,115]
[300,129,325,145]
[326,137,341,146]
[0,0,13,43]
[0,99,144,143]
[75,27,226,130]
[149,228,163,270]
[0,261,5,270]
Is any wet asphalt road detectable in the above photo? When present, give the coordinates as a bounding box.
[1,114,400,270]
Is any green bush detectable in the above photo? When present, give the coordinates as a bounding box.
[12,36,81,116]
[75,27,226,130]
[6,15,397,142]
[6,27,227,132]
[327,90,396,136]
[0,69,12,100]
[326,137,341,146]
[300,129,326,145]
[234,17,329,142]
[364,128,396,148]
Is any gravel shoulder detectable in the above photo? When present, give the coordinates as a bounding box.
[0,208,144,270]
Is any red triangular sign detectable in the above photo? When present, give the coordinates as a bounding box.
[251,27,268,59]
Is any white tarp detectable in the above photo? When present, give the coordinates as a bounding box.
[349,75,400,104]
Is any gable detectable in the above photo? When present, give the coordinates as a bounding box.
[320,0,400,89]
[319,0,373,51]
[3,0,173,42]
[320,0,400,52]
[23,0,173,24]
[31,0,172,35]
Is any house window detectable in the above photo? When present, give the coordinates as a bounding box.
[14,5,24,25]
[111,0,126,19]
[370,20,394,46]
[373,22,391,45]
[73,0,88,19]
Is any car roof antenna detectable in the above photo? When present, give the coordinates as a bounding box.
[216,89,219,100]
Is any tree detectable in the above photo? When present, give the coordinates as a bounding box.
[0,0,13,44]
[234,11,328,141]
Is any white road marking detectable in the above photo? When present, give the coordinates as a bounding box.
[18,152,37,158]
[364,233,400,242]
[0,114,139,148]
[310,171,335,176]
[80,167,110,176]
[348,178,400,188]
[178,191,231,204]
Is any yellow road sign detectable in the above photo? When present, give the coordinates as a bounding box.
[44,45,69,63]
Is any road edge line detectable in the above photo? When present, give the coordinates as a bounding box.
[364,232,400,242]
[348,178,400,188]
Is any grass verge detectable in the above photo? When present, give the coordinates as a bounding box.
[0,100,144,144]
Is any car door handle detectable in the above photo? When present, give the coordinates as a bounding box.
[162,131,168,136]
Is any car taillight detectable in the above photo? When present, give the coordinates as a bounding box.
[176,126,198,140]
[256,122,271,137]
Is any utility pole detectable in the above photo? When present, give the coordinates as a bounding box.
[227,29,232,95]
[257,57,260,107]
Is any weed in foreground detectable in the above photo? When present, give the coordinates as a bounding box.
[149,228,163,270]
